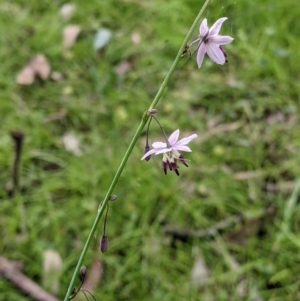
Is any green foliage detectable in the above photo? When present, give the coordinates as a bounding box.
[1,0,300,300]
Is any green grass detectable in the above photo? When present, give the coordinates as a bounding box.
[1,0,300,300]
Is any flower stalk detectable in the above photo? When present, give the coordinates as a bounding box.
[64,0,213,299]
[151,114,171,147]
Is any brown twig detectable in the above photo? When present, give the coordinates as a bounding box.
[0,256,59,301]
[163,206,276,240]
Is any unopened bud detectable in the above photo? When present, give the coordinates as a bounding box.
[100,235,109,253]
[109,195,117,201]
[147,109,158,115]
[11,130,25,141]
[80,265,87,280]
[143,145,151,161]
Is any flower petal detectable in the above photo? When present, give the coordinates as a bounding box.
[168,129,180,146]
[154,148,172,155]
[141,148,159,160]
[206,44,226,64]
[209,17,228,36]
[197,43,207,68]
[152,141,167,149]
[176,134,198,146]
[209,35,233,45]
[199,18,209,37]
[173,145,192,152]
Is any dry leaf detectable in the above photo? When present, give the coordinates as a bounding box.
[115,60,132,76]
[63,25,81,49]
[84,259,103,292]
[131,32,141,45]
[62,133,82,156]
[190,256,209,286]
[16,65,35,85]
[42,249,62,295]
[59,3,75,20]
[94,28,111,50]
[16,54,51,85]
[31,54,51,79]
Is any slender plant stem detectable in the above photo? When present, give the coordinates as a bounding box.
[151,115,170,145]
[148,0,211,110]
[64,1,212,299]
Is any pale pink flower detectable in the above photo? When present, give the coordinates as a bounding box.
[141,129,197,175]
[197,17,233,68]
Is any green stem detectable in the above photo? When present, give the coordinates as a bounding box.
[148,0,212,110]
[64,1,212,299]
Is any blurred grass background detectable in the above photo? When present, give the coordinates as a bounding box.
[1,0,300,300]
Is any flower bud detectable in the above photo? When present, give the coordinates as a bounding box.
[143,145,151,161]
[100,235,109,253]
[109,195,117,201]
[10,130,25,141]
[80,265,87,281]
[147,109,158,115]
